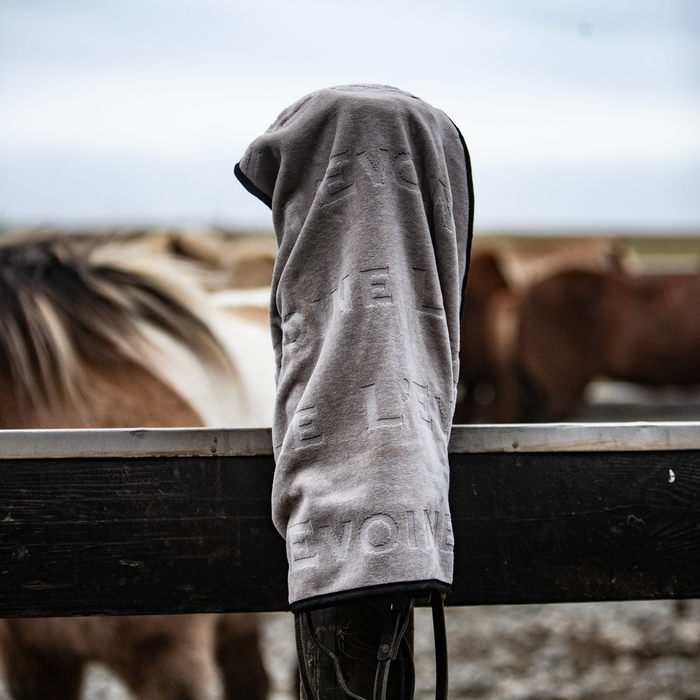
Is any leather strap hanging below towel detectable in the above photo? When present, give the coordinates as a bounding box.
[295,592,448,700]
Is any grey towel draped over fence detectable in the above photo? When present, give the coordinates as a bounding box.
[236,84,473,610]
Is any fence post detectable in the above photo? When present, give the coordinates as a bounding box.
[297,596,415,700]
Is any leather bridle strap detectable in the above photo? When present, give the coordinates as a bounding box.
[294,591,448,700]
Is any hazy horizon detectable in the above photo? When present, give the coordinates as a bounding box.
[1,0,698,232]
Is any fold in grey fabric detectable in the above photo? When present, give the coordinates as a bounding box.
[235,85,473,608]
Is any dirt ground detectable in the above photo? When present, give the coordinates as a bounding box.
[2,601,698,700]
[262,602,700,700]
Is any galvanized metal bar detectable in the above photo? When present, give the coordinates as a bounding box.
[448,421,700,453]
[0,427,274,459]
[2,422,700,459]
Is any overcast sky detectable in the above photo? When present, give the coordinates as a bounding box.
[1,0,698,232]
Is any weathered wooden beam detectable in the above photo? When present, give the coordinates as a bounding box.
[0,425,698,617]
[450,448,700,605]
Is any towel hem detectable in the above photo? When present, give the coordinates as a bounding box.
[234,162,273,209]
[289,579,452,612]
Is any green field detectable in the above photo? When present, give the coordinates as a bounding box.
[474,230,700,273]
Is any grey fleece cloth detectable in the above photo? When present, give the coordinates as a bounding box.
[235,85,473,609]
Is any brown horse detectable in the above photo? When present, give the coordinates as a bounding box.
[453,251,509,423]
[454,240,629,423]
[507,267,700,422]
[0,236,271,700]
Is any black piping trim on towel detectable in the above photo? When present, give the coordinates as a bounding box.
[289,579,452,613]
[234,162,273,209]
[449,119,475,322]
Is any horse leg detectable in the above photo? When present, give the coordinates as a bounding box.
[216,613,269,700]
[105,615,216,700]
[117,652,214,700]
[0,620,85,700]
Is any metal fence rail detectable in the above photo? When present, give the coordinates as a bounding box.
[1,424,699,617]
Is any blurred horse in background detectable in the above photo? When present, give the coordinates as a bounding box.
[0,234,276,700]
[508,267,700,422]
[453,250,508,423]
[454,238,630,423]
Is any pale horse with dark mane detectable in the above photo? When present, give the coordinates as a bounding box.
[0,235,276,700]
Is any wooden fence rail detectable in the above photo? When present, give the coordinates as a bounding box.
[1,423,699,618]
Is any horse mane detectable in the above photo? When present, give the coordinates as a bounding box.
[0,235,236,412]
